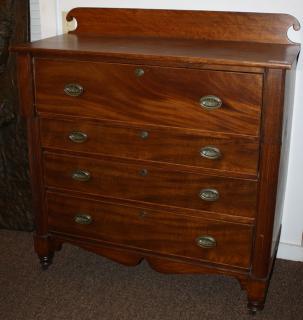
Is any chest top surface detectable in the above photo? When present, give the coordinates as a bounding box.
[12,8,300,70]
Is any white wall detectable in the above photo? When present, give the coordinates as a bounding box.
[36,0,303,261]
[39,0,58,38]
[29,0,41,41]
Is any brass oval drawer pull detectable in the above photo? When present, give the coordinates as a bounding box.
[64,83,84,97]
[74,213,93,225]
[139,168,148,177]
[135,68,145,77]
[72,170,91,182]
[200,146,221,160]
[199,188,219,202]
[196,236,217,248]
[139,130,149,139]
[69,131,88,143]
[200,95,222,110]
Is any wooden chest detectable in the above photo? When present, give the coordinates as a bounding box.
[13,8,300,313]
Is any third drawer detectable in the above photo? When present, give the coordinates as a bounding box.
[43,152,258,219]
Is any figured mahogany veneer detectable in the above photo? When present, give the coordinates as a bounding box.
[39,117,260,177]
[35,59,262,135]
[44,152,258,218]
[66,8,299,45]
[13,8,300,314]
[47,192,253,269]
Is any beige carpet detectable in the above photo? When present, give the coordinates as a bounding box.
[0,230,302,320]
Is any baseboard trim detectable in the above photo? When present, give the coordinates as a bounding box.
[277,242,303,261]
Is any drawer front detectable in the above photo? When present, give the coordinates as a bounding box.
[35,59,262,135]
[44,153,257,218]
[40,117,259,176]
[47,192,253,269]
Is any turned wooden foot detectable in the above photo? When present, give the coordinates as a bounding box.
[34,234,57,269]
[245,278,268,315]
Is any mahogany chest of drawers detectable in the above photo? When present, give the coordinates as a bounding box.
[13,8,300,313]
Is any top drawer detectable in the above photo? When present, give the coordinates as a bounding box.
[35,59,262,135]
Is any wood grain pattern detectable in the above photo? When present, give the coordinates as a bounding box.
[26,116,49,235]
[252,69,286,279]
[15,54,46,232]
[53,233,252,276]
[43,152,258,218]
[39,117,260,177]
[47,192,253,269]
[35,59,262,135]
[66,8,300,45]
[16,53,33,117]
[12,35,300,70]
[270,64,297,260]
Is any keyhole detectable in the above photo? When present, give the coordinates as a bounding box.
[139,169,148,177]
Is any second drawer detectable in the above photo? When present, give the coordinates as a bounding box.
[43,153,258,218]
[40,117,259,177]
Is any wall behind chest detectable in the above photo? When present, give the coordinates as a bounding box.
[32,0,303,262]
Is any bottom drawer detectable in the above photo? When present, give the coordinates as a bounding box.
[47,192,253,269]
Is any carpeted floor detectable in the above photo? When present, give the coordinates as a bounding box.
[0,230,302,320]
